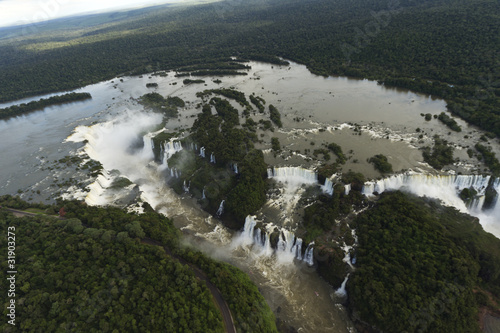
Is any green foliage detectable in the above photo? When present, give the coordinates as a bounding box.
[271,137,281,152]
[437,112,462,132]
[268,104,282,128]
[109,177,133,189]
[0,198,278,333]
[0,211,223,333]
[183,79,205,84]
[197,88,249,107]
[179,248,278,333]
[475,143,500,175]
[327,143,347,164]
[250,95,265,113]
[368,154,393,174]
[349,192,482,333]
[138,92,184,117]
[0,92,91,120]
[422,135,454,170]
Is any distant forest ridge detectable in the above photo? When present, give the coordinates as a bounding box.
[0,0,498,135]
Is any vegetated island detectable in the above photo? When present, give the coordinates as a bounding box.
[0,92,92,120]
[0,195,277,333]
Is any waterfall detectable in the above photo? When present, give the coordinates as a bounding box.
[268,167,336,195]
[233,163,238,174]
[239,216,312,264]
[210,153,216,164]
[202,189,206,200]
[199,147,205,158]
[303,242,314,266]
[362,172,500,237]
[183,180,190,193]
[85,170,116,206]
[141,133,155,160]
[268,167,318,185]
[362,172,498,212]
[161,139,183,167]
[216,200,225,216]
[335,274,350,297]
[344,184,351,195]
[322,177,334,195]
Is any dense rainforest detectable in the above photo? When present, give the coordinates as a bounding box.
[0,195,277,333]
[347,191,500,332]
[0,0,498,137]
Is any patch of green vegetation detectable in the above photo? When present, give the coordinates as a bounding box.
[475,143,500,175]
[250,95,265,113]
[196,88,249,107]
[110,177,134,189]
[368,154,393,174]
[269,104,282,128]
[271,137,281,152]
[422,135,455,170]
[327,143,346,164]
[138,92,184,117]
[183,79,205,84]
[438,112,462,132]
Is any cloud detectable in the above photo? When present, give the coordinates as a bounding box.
[0,0,180,28]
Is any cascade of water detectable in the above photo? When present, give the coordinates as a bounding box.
[344,184,351,195]
[202,189,206,200]
[322,178,334,195]
[269,167,336,195]
[161,140,183,167]
[267,167,318,185]
[303,242,314,266]
[335,274,350,297]
[233,164,238,174]
[183,180,190,193]
[199,147,205,158]
[210,153,216,164]
[362,172,498,211]
[239,216,311,263]
[216,200,225,216]
[141,133,155,159]
[85,169,116,206]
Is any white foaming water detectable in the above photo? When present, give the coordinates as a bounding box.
[160,139,183,169]
[216,200,225,216]
[67,110,163,206]
[335,274,350,297]
[362,171,500,237]
[234,216,313,265]
[344,184,351,196]
[268,166,318,185]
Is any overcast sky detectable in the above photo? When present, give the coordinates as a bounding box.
[0,0,186,28]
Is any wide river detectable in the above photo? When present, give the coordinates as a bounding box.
[1,60,499,332]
